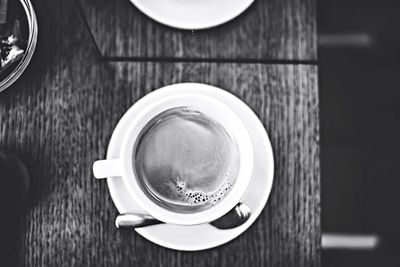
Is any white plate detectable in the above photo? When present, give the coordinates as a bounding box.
[129,0,254,30]
[106,83,274,251]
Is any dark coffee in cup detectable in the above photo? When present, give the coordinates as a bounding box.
[133,107,240,213]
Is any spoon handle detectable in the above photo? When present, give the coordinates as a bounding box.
[115,214,161,228]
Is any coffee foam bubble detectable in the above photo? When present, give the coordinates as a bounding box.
[174,178,233,206]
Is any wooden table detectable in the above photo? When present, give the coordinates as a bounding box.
[0,0,320,266]
[77,0,317,61]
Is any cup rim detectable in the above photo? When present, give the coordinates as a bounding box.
[118,92,254,225]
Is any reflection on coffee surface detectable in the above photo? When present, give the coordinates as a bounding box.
[134,107,240,213]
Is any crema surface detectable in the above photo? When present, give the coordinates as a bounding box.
[134,107,240,213]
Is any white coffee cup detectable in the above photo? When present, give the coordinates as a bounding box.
[93,92,254,226]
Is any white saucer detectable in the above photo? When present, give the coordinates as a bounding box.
[106,83,274,251]
[129,0,254,30]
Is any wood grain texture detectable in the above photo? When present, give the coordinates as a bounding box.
[77,0,317,60]
[0,0,320,266]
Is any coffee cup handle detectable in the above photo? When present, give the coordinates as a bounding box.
[93,159,122,179]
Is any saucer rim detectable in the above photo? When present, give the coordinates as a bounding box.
[129,0,255,30]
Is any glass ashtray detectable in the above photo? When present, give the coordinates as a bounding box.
[0,0,37,92]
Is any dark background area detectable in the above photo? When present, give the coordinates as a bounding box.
[319,0,400,266]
